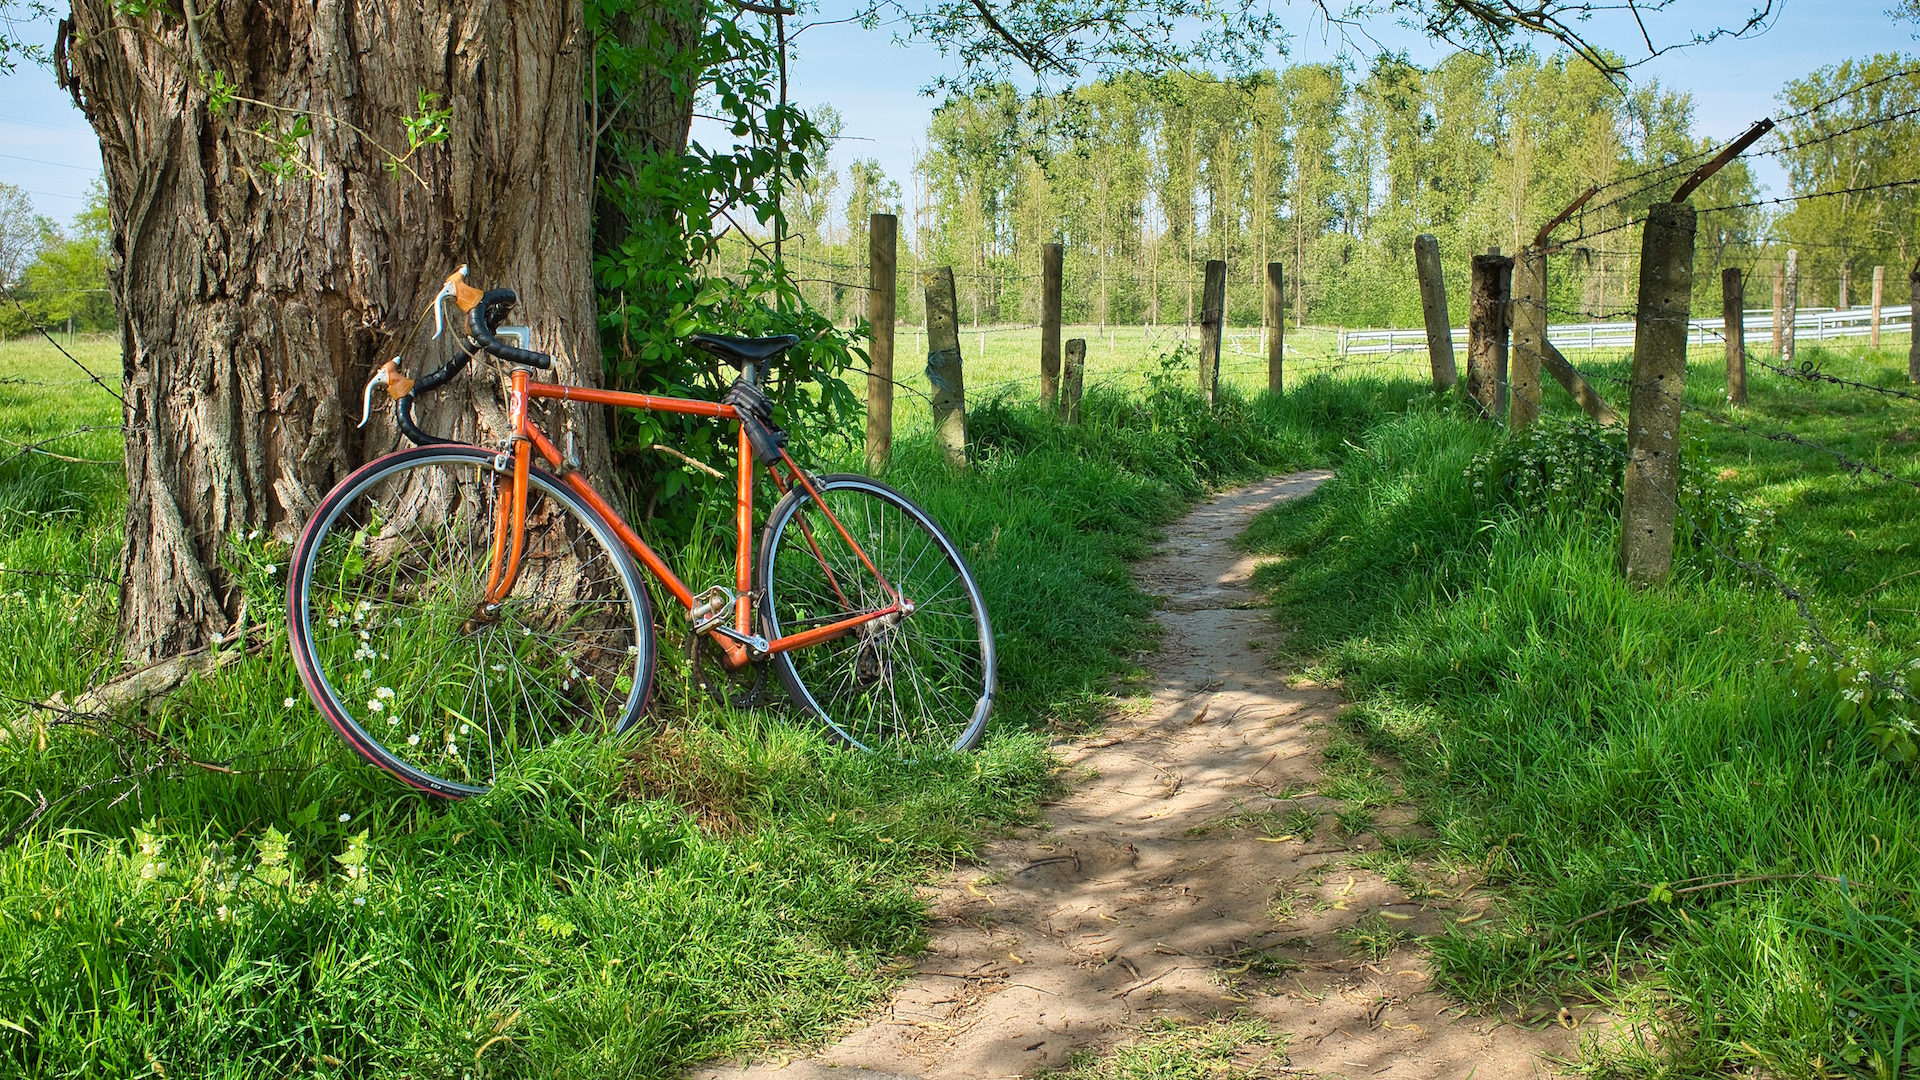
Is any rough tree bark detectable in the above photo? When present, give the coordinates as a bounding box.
[60,0,604,663]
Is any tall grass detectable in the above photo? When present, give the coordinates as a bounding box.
[0,331,1408,1077]
[1245,349,1920,1076]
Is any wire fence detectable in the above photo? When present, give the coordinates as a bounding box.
[1341,305,1915,356]
[1516,204,1920,737]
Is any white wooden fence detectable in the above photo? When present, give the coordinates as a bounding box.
[1338,305,1915,357]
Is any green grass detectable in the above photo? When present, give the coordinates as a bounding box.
[887,320,1411,405]
[0,333,1404,1078]
[1038,1018,1287,1079]
[1243,341,1920,1077]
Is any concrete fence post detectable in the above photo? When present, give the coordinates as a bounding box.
[1062,338,1086,424]
[1908,259,1920,383]
[1723,266,1746,406]
[1041,243,1063,408]
[923,266,967,466]
[1772,261,1785,357]
[1265,262,1285,394]
[865,213,897,473]
[1414,234,1458,392]
[1619,202,1698,588]
[1198,259,1226,404]
[1509,246,1547,429]
[1467,252,1512,419]
[1872,265,1885,349]
[1783,249,1800,365]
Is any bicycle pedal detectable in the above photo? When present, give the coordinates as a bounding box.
[690,585,736,633]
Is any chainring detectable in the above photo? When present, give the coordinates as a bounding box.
[687,631,770,709]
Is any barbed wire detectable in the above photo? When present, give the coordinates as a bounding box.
[1776,65,1920,126]
[0,280,123,406]
[0,565,117,586]
[1762,356,1920,406]
[1701,176,1920,218]
[1575,67,1920,222]
[1761,103,1920,161]
[0,427,123,466]
[1565,426,1920,714]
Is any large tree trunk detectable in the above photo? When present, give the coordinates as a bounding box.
[61,0,602,663]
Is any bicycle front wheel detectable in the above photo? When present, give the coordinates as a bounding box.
[289,446,655,798]
[758,474,994,753]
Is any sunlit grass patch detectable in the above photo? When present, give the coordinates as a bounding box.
[1246,343,1920,1071]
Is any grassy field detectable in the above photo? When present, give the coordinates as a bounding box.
[10,323,1919,1076]
[0,333,1404,1078]
[892,321,1398,404]
[1245,338,1920,1076]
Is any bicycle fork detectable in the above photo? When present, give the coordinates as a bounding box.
[477,368,535,620]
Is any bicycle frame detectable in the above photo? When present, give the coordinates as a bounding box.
[481,367,903,670]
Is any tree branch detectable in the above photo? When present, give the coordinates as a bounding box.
[966,0,1069,73]
[718,0,797,15]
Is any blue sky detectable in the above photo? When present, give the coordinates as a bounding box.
[2,0,1913,229]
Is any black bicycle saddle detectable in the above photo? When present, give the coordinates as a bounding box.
[688,333,800,368]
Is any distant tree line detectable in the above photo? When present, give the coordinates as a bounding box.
[0,181,114,339]
[750,52,1920,331]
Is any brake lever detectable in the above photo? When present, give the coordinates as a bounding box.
[431,276,459,339]
[431,264,483,338]
[358,359,413,428]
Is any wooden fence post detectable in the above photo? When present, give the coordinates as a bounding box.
[1062,338,1086,424]
[923,267,967,466]
[865,213,897,473]
[1413,234,1457,392]
[1909,258,1920,383]
[1772,261,1785,356]
[1509,246,1546,429]
[1198,259,1226,404]
[1723,266,1745,405]
[1496,257,1512,396]
[1467,252,1512,419]
[1041,243,1063,408]
[1619,202,1697,588]
[1872,265,1885,349]
[1265,262,1285,394]
[1783,249,1799,364]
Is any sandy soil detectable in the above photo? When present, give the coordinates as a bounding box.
[696,474,1584,1080]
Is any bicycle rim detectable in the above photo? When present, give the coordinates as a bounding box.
[760,475,994,752]
[290,446,654,797]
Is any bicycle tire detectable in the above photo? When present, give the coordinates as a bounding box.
[289,446,655,797]
[758,474,994,753]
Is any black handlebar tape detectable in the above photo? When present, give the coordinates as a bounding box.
[413,335,479,395]
[394,393,451,446]
[468,289,554,370]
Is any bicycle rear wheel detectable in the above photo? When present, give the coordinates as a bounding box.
[289,446,655,797]
[758,474,994,752]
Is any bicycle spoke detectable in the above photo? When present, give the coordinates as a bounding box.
[764,478,992,754]
[292,450,651,796]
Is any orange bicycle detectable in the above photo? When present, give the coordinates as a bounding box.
[288,269,994,797]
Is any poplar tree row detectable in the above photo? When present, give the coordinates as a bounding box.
[761,52,1920,331]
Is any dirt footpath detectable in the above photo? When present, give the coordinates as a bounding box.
[698,474,1579,1080]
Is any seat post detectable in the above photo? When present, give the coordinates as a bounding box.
[739,360,759,387]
